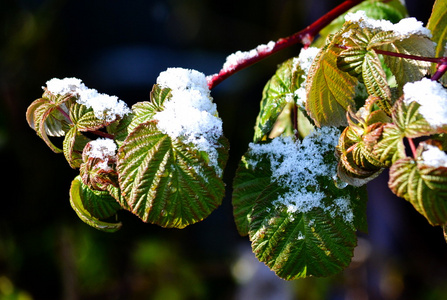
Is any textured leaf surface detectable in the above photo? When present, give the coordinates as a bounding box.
[389,157,447,226]
[306,43,358,127]
[232,153,272,236]
[117,121,227,228]
[379,36,435,91]
[69,176,122,232]
[127,84,172,134]
[374,101,436,166]
[249,176,367,279]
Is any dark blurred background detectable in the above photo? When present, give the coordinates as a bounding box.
[1,0,446,299]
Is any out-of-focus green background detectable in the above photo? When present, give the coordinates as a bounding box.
[1,0,446,299]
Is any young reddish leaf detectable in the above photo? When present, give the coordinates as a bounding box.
[26,92,74,153]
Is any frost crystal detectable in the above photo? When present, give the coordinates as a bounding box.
[248,127,354,224]
[421,144,447,168]
[44,77,131,122]
[403,78,447,129]
[293,47,320,106]
[345,11,432,39]
[222,41,276,72]
[154,68,224,176]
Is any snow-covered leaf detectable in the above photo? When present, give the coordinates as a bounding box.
[117,121,227,228]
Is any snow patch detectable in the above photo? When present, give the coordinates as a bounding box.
[421,144,447,168]
[248,127,354,224]
[345,11,432,39]
[222,41,276,72]
[44,77,131,122]
[154,67,224,176]
[403,78,447,129]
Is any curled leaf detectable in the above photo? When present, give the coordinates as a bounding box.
[69,176,122,232]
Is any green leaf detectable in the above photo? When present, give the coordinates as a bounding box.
[63,126,91,169]
[249,176,367,279]
[127,84,172,134]
[378,36,435,91]
[232,152,272,236]
[373,100,436,166]
[362,50,392,104]
[117,121,227,228]
[306,41,358,127]
[389,156,447,226]
[70,103,107,132]
[234,130,368,279]
[254,58,303,141]
[427,0,447,60]
[69,176,122,232]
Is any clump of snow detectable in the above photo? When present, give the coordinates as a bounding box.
[222,41,276,72]
[87,138,117,159]
[403,78,447,129]
[248,127,354,224]
[345,11,432,39]
[292,47,321,106]
[154,67,224,176]
[421,144,447,168]
[45,77,87,95]
[86,138,117,170]
[44,77,131,122]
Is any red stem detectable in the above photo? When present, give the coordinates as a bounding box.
[374,49,444,64]
[207,0,366,90]
[407,137,418,158]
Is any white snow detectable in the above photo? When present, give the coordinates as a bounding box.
[45,77,87,95]
[44,77,131,122]
[222,41,276,72]
[86,138,117,159]
[421,144,447,168]
[403,78,447,129]
[154,68,224,176]
[344,11,432,39]
[293,47,321,106]
[248,127,354,224]
[86,138,117,170]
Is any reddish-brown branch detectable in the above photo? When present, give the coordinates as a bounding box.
[207,0,366,90]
